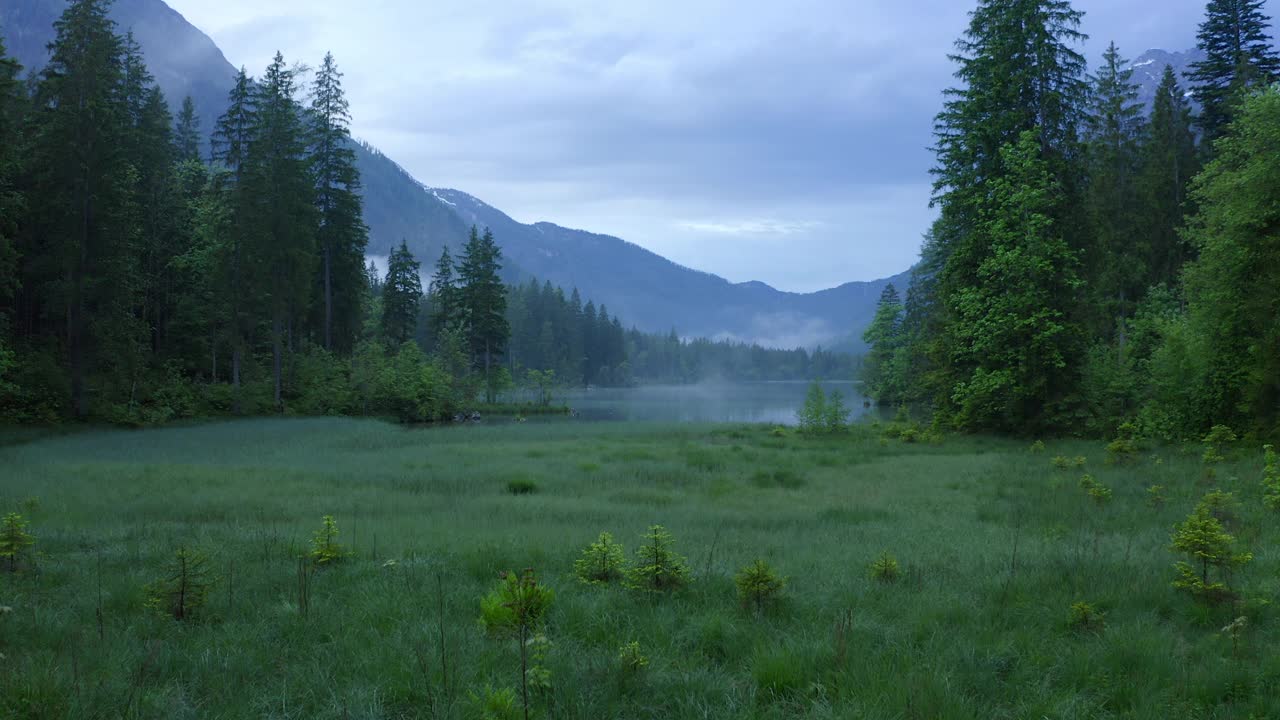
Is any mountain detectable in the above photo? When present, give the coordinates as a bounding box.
[1129,48,1205,109]
[1,0,905,350]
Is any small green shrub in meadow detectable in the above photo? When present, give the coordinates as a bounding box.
[1030,440,1046,454]
[144,547,214,621]
[465,685,520,720]
[506,478,539,495]
[1079,475,1112,506]
[0,512,35,573]
[1147,485,1167,509]
[309,515,349,565]
[478,569,554,720]
[869,552,900,583]
[574,532,627,585]
[1106,423,1141,465]
[734,559,786,614]
[1067,601,1105,633]
[1197,489,1240,526]
[627,525,690,592]
[1170,501,1252,604]
[1202,425,1238,466]
[617,641,649,675]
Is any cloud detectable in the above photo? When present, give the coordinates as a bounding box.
[163,0,1234,290]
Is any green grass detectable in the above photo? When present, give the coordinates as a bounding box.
[0,418,1277,718]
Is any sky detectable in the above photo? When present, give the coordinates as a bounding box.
[164,0,1234,292]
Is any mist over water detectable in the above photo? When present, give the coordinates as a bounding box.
[535,381,874,425]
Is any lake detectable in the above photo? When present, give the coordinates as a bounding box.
[511,381,876,425]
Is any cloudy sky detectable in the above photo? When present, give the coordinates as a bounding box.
[165,0,1235,292]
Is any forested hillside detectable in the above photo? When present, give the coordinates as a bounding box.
[861,0,1280,441]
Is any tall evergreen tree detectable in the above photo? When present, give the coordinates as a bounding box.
[928,0,1090,430]
[174,95,201,163]
[248,52,317,410]
[427,245,457,343]
[210,68,258,411]
[458,226,509,400]
[27,0,137,418]
[1189,0,1280,142]
[381,240,422,346]
[0,36,23,314]
[308,52,367,353]
[861,284,904,401]
[1139,66,1200,287]
[1084,42,1147,331]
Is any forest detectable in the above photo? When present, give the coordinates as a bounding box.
[860,0,1280,442]
[0,0,854,427]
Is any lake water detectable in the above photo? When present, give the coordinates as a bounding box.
[514,381,876,426]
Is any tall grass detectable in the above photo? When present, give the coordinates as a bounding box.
[0,417,1276,717]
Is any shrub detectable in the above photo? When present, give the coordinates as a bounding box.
[734,559,786,613]
[1079,475,1112,506]
[1029,440,1046,454]
[1067,601,1105,633]
[478,569,554,638]
[574,532,626,585]
[617,641,649,674]
[824,391,849,433]
[1170,503,1252,604]
[465,685,519,720]
[145,547,214,621]
[1202,424,1237,465]
[797,382,828,434]
[627,525,691,592]
[310,515,349,565]
[1052,455,1072,470]
[506,479,539,496]
[869,552,900,583]
[1147,485,1167,509]
[1196,489,1239,526]
[0,513,36,573]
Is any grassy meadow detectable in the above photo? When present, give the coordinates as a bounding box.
[0,418,1278,718]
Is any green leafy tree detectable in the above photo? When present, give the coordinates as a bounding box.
[477,569,554,720]
[308,52,368,354]
[381,240,422,346]
[928,0,1089,432]
[797,381,828,433]
[1170,502,1252,603]
[1189,0,1280,142]
[734,559,785,614]
[1180,87,1280,435]
[0,512,35,572]
[310,515,348,564]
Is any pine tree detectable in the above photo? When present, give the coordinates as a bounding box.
[1189,0,1280,142]
[1084,42,1147,332]
[427,245,458,343]
[861,283,904,401]
[308,52,368,353]
[174,95,201,163]
[458,226,509,401]
[1139,66,1200,287]
[929,0,1090,431]
[381,240,422,346]
[247,52,317,410]
[28,0,138,418]
[0,35,23,313]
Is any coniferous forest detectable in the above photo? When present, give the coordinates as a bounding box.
[0,0,846,427]
[861,0,1280,442]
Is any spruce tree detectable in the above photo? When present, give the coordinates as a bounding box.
[248,52,317,410]
[308,52,368,353]
[427,245,458,343]
[210,68,258,410]
[174,95,201,163]
[28,0,138,418]
[458,226,509,400]
[1139,66,1200,287]
[0,36,23,312]
[929,0,1090,431]
[1189,0,1280,142]
[381,240,422,347]
[1084,42,1147,332]
[861,283,904,401]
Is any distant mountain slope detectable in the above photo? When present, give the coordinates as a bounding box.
[1,0,906,350]
[1130,48,1205,109]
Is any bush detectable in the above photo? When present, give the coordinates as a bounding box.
[465,685,519,720]
[1147,485,1167,509]
[1067,601,1105,633]
[797,382,828,434]
[574,532,626,585]
[1202,424,1237,465]
[1262,444,1280,511]
[145,547,214,621]
[478,569,554,638]
[1079,475,1112,506]
[1170,502,1252,604]
[506,479,539,496]
[310,515,349,565]
[617,641,649,674]
[627,525,691,592]
[0,512,36,573]
[734,559,785,613]
[869,552,900,583]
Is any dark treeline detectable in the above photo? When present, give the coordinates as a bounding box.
[0,0,853,426]
[862,0,1280,440]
